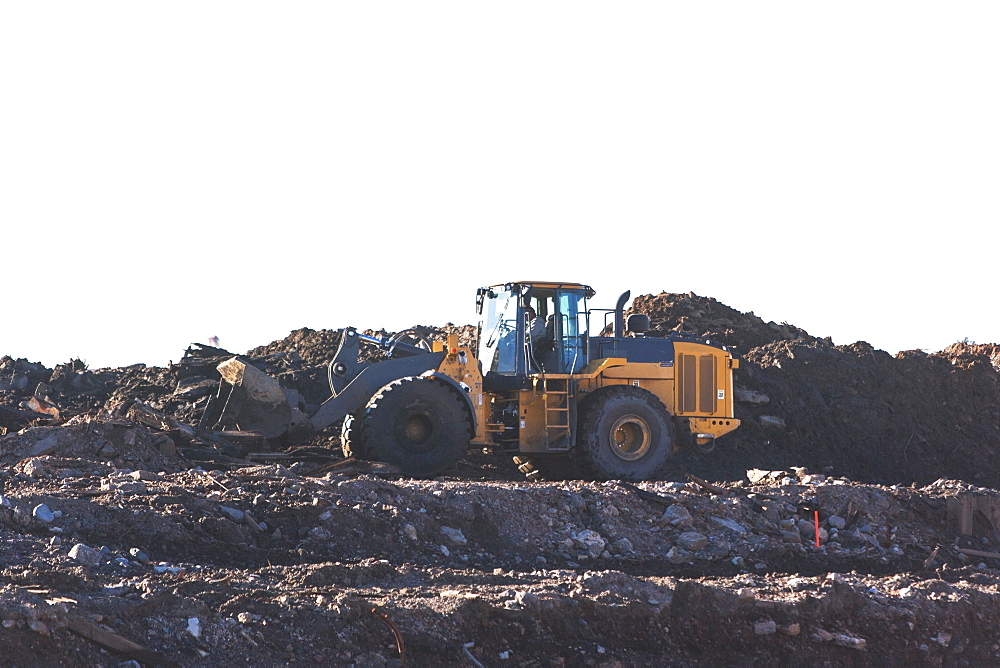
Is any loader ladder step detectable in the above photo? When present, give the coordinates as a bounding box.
[541,377,573,450]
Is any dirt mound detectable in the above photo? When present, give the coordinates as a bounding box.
[246,327,344,367]
[246,324,479,366]
[937,341,1000,372]
[629,291,815,354]
[627,293,1000,489]
[725,338,999,487]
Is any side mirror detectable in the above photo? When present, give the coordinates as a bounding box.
[519,285,534,309]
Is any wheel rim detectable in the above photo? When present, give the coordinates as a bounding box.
[608,414,651,461]
[394,408,439,453]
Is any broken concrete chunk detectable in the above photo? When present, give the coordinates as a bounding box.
[0,373,29,391]
[661,504,694,528]
[441,526,468,545]
[754,620,777,635]
[514,591,540,608]
[709,516,747,534]
[759,416,786,429]
[860,533,882,549]
[831,633,866,650]
[572,529,606,558]
[16,427,77,458]
[666,546,691,564]
[734,389,770,403]
[68,543,102,566]
[611,537,634,554]
[27,620,50,636]
[243,510,263,532]
[308,527,331,540]
[677,532,708,551]
[813,628,834,642]
[154,435,177,456]
[129,547,150,563]
[25,395,60,420]
[32,503,54,523]
[747,469,790,485]
[781,531,802,544]
[100,478,147,494]
[782,623,801,636]
[219,506,245,522]
[930,632,952,648]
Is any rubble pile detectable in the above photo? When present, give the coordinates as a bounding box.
[0,293,998,664]
[246,327,345,366]
[2,455,1000,664]
[246,324,479,367]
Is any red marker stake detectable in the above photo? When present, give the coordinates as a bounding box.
[814,510,821,548]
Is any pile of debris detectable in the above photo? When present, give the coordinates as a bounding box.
[0,293,997,664]
[2,447,1000,664]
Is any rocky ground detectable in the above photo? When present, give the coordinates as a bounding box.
[1,293,998,666]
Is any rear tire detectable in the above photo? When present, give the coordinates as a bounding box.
[577,386,673,481]
[360,376,471,478]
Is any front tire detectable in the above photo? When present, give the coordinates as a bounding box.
[577,386,673,481]
[340,412,371,459]
[359,376,471,478]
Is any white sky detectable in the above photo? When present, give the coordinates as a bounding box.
[2,3,997,369]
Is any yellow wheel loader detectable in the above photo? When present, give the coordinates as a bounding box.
[203,281,740,481]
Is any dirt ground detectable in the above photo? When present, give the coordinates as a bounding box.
[1,293,998,666]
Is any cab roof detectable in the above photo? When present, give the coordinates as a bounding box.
[489,281,594,293]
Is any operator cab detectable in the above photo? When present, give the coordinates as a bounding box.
[476,281,594,391]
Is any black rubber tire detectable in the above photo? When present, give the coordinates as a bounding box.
[340,413,372,460]
[360,376,471,478]
[576,386,673,481]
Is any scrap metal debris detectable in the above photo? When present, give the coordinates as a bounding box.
[371,606,406,665]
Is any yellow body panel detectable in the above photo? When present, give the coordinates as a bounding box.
[585,362,674,413]
[433,345,488,444]
[688,416,740,440]
[672,340,737,419]
[513,390,551,452]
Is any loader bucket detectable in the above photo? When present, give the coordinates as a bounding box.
[214,358,294,439]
